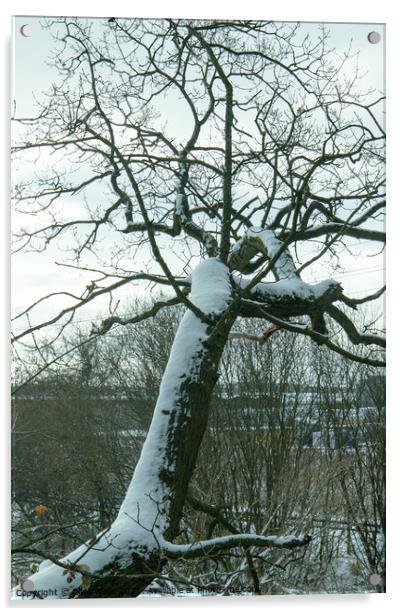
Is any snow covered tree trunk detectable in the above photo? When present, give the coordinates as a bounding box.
[13,259,237,599]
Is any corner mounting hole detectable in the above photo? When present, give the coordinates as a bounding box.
[20,24,33,37]
[369,573,382,586]
[367,31,381,44]
[21,578,34,591]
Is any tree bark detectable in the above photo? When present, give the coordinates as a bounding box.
[79,309,236,598]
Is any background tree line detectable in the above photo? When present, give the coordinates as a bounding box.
[12,302,385,595]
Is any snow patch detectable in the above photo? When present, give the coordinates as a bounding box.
[117,258,232,534]
[235,274,336,301]
[191,258,233,314]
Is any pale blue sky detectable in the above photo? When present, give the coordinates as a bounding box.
[13,17,385,116]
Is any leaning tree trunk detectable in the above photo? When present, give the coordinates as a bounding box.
[13,259,237,600]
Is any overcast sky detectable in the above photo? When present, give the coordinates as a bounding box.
[11,17,385,337]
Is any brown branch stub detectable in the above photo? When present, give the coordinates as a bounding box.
[258,324,282,345]
[228,324,282,346]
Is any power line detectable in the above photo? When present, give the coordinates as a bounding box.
[305,266,384,284]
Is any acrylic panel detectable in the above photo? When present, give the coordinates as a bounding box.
[11,16,385,600]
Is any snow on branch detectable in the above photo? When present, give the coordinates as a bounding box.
[111,259,233,532]
[229,227,299,279]
[236,275,342,307]
[230,226,343,335]
[161,532,312,560]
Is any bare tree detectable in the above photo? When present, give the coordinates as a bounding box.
[12,18,385,599]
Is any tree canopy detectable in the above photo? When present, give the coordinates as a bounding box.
[12,18,385,363]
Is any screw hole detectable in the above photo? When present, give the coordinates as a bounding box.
[20,24,33,37]
[367,31,381,44]
[369,573,382,586]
